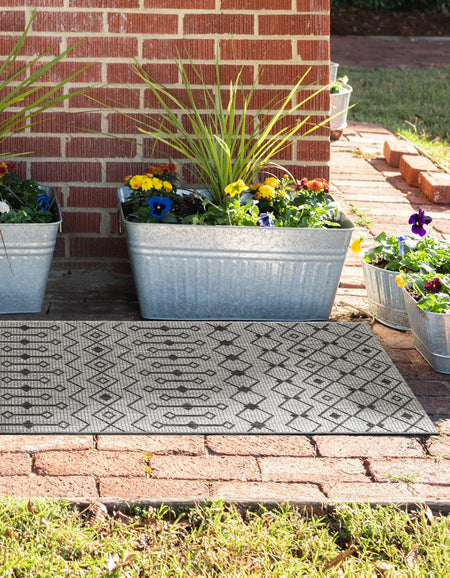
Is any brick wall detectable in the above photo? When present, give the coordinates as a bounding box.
[1,0,330,273]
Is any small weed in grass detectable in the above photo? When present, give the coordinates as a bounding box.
[0,499,448,576]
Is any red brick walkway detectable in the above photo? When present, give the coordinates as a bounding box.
[0,123,449,512]
[331,36,450,68]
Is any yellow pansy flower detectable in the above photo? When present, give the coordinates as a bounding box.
[350,238,363,253]
[224,179,247,197]
[396,271,407,288]
[129,175,143,190]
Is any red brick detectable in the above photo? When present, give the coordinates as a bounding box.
[72,0,138,6]
[399,154,439,187]
[106,162,152,184]
[69,238,128,259]
[0,476,97,498]
[31,112,102,134]
[183,63,255,86]
[383,139,418,168]
[4,0,63,5]
[33,11,103,32]
[69,87,140,110]
[221,39,292,61]
[258,65,328,86]
[96,435,206,455]
[368,458,450,485]
[260,458,367,483]
[222,0,292,8]
[107,62,179,85]
[0,436,93,452]
[61,212,102,234]
[149,455,260,481]
[425,436,450,459]
[418,172,450,205]
[143,38,215,61]
[298,39,330,61]
[407,484,450,508]
[322,482,415,502]
[211,482,327,503]
[53,236,65,259]
[0,10,26,31]
[298,140,330,162]
[313,436,425,458]
[34,450,146,477]
[297,0,330,9]
[184,14,254,35]
[31,61,102,84]
[100,477,210,501]
[206,435,315,456]
[0,35,59,57]
[259,14,329,36]
[108,13,178,34]
[30,161,102,184]
[147,0,214,7]
[66,137,136,159]
[0,453,32,475]
[67,37,138,59]
[68,187,118,209]
[5,137,61,157]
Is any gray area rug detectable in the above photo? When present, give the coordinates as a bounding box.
[0,321,437,435]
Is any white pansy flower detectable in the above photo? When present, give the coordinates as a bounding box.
[0,201,10,214]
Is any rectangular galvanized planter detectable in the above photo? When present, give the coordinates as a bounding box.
[0,187,61,314]
[361,255,410,331]
[118,187,355,321]
[403,289,450,374]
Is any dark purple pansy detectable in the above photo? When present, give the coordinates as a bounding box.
[425,277,442,294]
[147,196,172,219]
[36,193,51,212]
[258,212,273,227]
[408,209,432,237]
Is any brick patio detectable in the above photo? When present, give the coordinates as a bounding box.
[0,121,449,512]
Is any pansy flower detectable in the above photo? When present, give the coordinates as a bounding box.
[408,209,432,237]
[36,193,51,212]
[425,277,442,294]
[147,196,172,219]
[224,179,246,198]
[258,213,273,227]
[395,270,407,288]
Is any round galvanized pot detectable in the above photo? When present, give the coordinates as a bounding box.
[403,289,450,374]
[361,255,410,331]
[118,188,355,321]
[0,186,61,314]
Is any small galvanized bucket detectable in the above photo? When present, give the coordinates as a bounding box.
[330,83,352,130]
[361,255,410,331]
[0,186,61,314]
[403,289,450,374]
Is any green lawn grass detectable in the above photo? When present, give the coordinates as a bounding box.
[1,499,448,576]
[339,66,450,170]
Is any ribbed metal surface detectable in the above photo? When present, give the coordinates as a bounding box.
[118,188,355,320]
[404,290,450,374]
[362,258,410,330]
[0,187,61,314]
[330,62,339,82]
[330,83,352,130]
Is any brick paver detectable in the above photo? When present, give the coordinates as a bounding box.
[0,122,449,510]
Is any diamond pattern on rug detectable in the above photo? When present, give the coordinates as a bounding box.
[0,321,437,434]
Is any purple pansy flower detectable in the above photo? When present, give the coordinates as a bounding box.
[36,193,51,212]
[408,209,432,237]
[147,196,172,219]
[258,213,273,227]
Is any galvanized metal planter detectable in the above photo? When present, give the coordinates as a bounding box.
[361,254,410,331]
[0,186,61,314]
[330,83,352,130]
[118,187,355,321]
[403,290,450,374]
[330,62,339,82]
